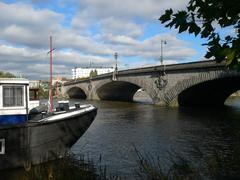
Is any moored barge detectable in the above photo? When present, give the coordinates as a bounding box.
[0,78,97,170]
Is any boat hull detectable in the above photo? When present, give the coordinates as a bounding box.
[0,107,97,170]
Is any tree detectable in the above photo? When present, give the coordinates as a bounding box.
[94,69,98,76]
[0,71,16,78]
[159,0,240,69]
[89,69,98,77]
[53,81,63,96]
[38,86,49,99]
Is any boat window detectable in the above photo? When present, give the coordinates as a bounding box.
[0,138,5,154]
[3,86,24,107]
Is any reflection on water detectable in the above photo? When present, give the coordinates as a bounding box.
[225,96,240,109]
[133,89,153,104]
[71,97,240,177]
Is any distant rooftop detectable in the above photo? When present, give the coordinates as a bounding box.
[0,78,29,84]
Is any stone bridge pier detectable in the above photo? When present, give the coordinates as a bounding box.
[62,61,240,107]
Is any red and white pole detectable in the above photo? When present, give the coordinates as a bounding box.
[49,36,53,112]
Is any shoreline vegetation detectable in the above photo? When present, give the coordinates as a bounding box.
[0,71,16,78]
[0,154,109,180]
[1,145,240,180]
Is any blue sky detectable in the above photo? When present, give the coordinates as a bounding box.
[0,0,207,79]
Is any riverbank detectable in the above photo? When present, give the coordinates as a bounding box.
[0,154,108,180]
[2,146,240,180]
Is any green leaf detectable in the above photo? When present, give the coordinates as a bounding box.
[189,23,195,33]
[201,23,213,38]
[188,22,201,36]
[179,23,189,33]
[159,9,173,23]
[225,36,232,42]
[166,20,176,28]
[225,49,236,66]
[205,51,213,59]
[174,11,188,25]
[159,0,240,68]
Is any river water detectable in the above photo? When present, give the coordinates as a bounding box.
[70,97,240,177]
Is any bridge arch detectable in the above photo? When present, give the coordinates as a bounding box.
[178,77,240,106]
[67,87,87,99]
[96,81,141,102]
[164,71,240,106]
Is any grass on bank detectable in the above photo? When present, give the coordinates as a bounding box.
[1,146,240,180]
[0,154,109,180]
[135,146,240,180]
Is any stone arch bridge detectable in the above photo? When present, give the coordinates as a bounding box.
[62,61,240,106]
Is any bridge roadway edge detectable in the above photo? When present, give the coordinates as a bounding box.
[62,60,240,107]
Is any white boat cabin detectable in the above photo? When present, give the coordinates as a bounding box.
[0,78,39,125]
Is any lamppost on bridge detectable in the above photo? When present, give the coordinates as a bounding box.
[160,40,167,66]
[154,40,168,90]
[114,52,118,72]
[124,64,129,70]
[89,59,93,80]
[112,52,118,81]
[160,40,167,75]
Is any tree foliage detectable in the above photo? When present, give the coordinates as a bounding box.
[90,69,98,77]
[0,71,16,78]
[38,86,49,99]
[159,0,240,69]
[52,81,63,96]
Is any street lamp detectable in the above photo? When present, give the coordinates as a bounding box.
[114,52,118,71]
[160,40,167,66]
[112,52,118,81]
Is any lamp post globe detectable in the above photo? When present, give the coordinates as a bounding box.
[114,52,118,71]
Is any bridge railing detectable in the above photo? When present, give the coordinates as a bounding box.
[64,60,226,86]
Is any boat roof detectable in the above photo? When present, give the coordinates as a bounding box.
[0,78,29,85]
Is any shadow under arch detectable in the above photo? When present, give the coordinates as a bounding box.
[67,87,87,99]
[178,77,240,106]
[97,81,143,102]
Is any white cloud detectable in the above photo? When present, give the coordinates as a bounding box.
[99,34,139,45]
[55,50,113,66]
[54,31,114,55]
[0,45,44,62]
[0,2,63,48]
[0,1,200,80]
[70,0,189,36]
[113,34,196,60]
[0,2,63,28]
[99,17,143,38]
[0,44,113,79]
[75,0,188,20]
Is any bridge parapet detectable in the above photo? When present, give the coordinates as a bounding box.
[62,60,240,107]
[64,60,226,86]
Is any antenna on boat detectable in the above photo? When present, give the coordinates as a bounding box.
[47,36,55,113]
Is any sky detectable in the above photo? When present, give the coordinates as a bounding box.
[0,0,208,80]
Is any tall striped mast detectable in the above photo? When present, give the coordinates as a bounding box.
[48,36,54,112]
